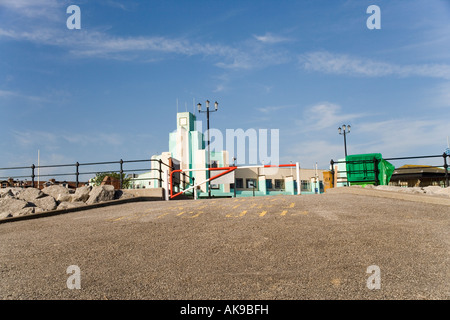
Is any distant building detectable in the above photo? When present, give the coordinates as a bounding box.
[388,165,447,187]
[129,112,325,197]
[0,178,86,190]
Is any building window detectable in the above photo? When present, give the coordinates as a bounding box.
[301,180,310,191]
[274,179,284,189]
[266,179,273,189]
[246,179,256,189]
[179,117,187,126]
[235,178,244,189]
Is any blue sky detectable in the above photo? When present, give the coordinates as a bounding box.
[1,0,450,175]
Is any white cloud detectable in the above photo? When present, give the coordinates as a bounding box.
[295,102,367,131]
[12,130,125,149]
[0,2,292,70]
[12,131,59,147]
[0,0,64,21]
[253,32,291,44]
[283,115,450,168]
[0,25,290,69]
[282,139,342,169]
[0,88,49,102]
[0,89,16,97]
[299,51,450,80]
[256,105,291,114]
[356,118,450,157]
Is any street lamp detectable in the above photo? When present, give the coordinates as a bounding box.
[197,100,219,198]
[338,124,351,157]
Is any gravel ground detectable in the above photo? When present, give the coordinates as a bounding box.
[0,192,449,300]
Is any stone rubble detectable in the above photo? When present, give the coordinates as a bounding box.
[0,185,134,220]
[351,184,450,197]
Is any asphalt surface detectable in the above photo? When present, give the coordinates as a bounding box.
[0,192,449,300]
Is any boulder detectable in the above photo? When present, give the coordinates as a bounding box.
[0,198,34,218]
[0,212,13,219]
[57,201,86,210]
[397,187,424,194]
[15,207,35,216]
[440,187,450,196]
[34,196,58,211]
[86,185,115,205]
[0,187,23,198]
[71,185,92,202]
[423,186,450,197]
[42,185,71,202]
[114,190,135,200]
[17,187,45,202]
[0,189,16,199]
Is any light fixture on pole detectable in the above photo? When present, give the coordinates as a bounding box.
[338,124,351,157]
[198,100,219,198]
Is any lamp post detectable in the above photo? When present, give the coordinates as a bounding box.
[232,157,237,198]
[197,100,219,198]
[338,124,351,157]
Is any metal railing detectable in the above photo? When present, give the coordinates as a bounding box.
[330,153,449,187]
[0,158,172,190]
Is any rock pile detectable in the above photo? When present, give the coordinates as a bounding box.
[352,184,450,197]
[0,185,134,219]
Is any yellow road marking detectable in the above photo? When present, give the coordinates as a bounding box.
[331,278,341,287]
[289,203,295,208]
[232,204,241,209]
[281,210,288,216]
[226,210,248,218]
[190,211,203,218]
[177,212,185,216]
[259,211,267,217]
[157,212,170,219]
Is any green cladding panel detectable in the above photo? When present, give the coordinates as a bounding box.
[345,153,395,185]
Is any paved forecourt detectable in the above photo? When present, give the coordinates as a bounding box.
[0,192,449,299]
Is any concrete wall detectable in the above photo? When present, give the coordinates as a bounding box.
[123,188,164,199]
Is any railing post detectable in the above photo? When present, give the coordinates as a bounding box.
[75,162,79,188]
[31,164,35,188]
[330,160,335,188]
[443,153,449,188]
[373,157,379,186]
[119,159,124,189]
